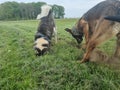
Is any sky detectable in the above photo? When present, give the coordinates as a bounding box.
[0,0,105,18]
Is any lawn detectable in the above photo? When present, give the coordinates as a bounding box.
[0,19,120,90]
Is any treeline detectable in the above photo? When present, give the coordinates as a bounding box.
[0,1,65,20]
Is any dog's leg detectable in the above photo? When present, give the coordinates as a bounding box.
[80,20,102,63]
[80,40,97,63]
[53,27,57,43]
[80,19,114,63]
[82,21,89,45]
[114,32,120,58]
[82,21,89,49]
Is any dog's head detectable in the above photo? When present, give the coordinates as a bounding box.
[65,18,89,44]
[34,36,50,56]
[65,26,83,44]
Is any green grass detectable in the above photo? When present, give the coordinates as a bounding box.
[0,19,120,90]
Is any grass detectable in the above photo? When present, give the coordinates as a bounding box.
[0,19,120,90]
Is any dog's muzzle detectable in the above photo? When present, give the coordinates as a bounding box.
[34,37,50,56]
[34,47,48,56]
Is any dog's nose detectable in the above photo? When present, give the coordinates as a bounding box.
[41,48,48,55]
[77,38,83,44]
[34,47,42,56]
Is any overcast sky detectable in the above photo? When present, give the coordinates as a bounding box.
[0,0,105,18]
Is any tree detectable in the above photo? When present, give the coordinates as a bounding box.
[0,1,65,20]
[52,4,65,19]
[57,5,65,18]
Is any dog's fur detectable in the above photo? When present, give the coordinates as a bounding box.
[90,32,120,67]
[65,0,120,62]
[105,15,120,22]
[90,15,120,65]
[34,5,57,56]
[104,15,120,58]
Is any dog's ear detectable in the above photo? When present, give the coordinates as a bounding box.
[65,28,72,33]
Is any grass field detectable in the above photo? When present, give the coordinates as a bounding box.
[0,19,120,90]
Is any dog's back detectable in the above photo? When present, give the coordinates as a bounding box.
[82,0,120,35]
[83,0,119,20]
[81,0,120,62]
[105,15,120,22]
[36,10,55,40]
[65,0,120,44]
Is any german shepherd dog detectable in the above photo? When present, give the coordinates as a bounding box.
[65,0,120,63]
[34,5,57,56]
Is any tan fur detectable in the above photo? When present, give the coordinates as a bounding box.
[34,38,49,51]
[90,49,120,68]
[114,32,120,58]
[79,19,89,45]
[65,0,120,63]
[81,19,120,63]
[78,0,120,63]
[90,49,109,63]
[89,32,120,67]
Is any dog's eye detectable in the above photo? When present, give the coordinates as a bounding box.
[42,44,49,47]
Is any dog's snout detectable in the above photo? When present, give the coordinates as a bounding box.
[34,47,41,56]
[42,48,48,55]
[34,47,48,56]
[34,47,40,52]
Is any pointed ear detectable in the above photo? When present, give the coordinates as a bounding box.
[65,28,72,33]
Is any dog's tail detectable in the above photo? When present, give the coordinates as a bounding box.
[105,15,120,22]
[36,5,52,19]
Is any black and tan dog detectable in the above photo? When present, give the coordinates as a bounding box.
[34,5,57,56]
[65,0,120,63]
